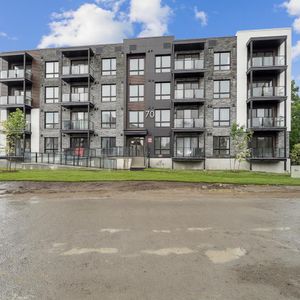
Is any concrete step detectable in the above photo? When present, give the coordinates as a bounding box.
[130,157,146,170]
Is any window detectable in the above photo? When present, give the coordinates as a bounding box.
[175,136,200,157]
[214,80,230,99]
[213,136,230,157]
[45,112,59,129]
[102,84,116,102]
[45,87,59,104]
[45,61,59,78]
[101,137,116,149]
[101,111,116,128]
[154,137,170,155]
[129,111,144,128]
[213,108,230,127]
[70,137,88,149]
[155,55,171,73]
[71,112,88,121]
[70,60,88,74]
[44,137,58,153]
[155,82,171,100]
[155,110,170,127]
[214,52,231,71]
[129,58,144,75]
[102,58,116,76]
[129,85,144,102]
[175,109,201,128]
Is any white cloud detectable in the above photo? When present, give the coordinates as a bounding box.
[194,8,207,26]
[292,40,300,60]
[38,3,132,48]
[129,0,172,37]
[0,32,7,38]
[293,17,300,33]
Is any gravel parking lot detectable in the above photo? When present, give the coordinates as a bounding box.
[0,181,299,300]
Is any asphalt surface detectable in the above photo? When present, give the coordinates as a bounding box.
[0,181,299,300]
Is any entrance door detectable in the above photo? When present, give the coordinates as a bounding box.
[127,137,144,156]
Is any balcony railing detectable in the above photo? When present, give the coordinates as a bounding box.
[62,93,92,103]
[174,147,204,158]
[62,120,94,131]
[248,56,285,68]
[248,117,285,128]
[0,95,32,106]
[174,118,204,128]
[251,148,285,159]
[248,86,285,98]
[62,65,92,76]
[174,58,204,70]
[0,69,32,80]
[174,88,204,99]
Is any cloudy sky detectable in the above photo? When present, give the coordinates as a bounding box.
[0,0,299,86]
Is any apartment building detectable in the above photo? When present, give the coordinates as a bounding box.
[0,28,291,172]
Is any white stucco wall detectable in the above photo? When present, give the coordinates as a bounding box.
[236,28,292,131]
[30,108,40,153]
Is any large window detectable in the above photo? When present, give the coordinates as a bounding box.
[175,136,200,158]
[44,137,58,153]
[155,110,170,127]
[155,82,171,100]
[213,108,230,127]
[45,61,59,78]
[101,137,116,149]
[45,86,59,104]
[213,136,230,157]
[102,84,116,102]
[45,112,58,129]
[101,111,116,128]
[129,58,144,75]
[102,58,116,76]
[129,85,144,102]
[214,52,231,71]
[154,137,170,155]
[214,80,230,99]
[129,111,144,128]
[155,55,171,73]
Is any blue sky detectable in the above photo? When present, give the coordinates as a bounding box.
[0,0,299,87]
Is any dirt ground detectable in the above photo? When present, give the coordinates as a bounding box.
[0,181,299,300]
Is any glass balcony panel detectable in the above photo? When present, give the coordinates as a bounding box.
[174,58,204,70]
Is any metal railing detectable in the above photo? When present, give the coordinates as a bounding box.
[62,93,92,103]
[95,146,145,158]
[251,148,285,158]
[174,147,204,158]
[248,117,285,128]
[248,55,285,68]
[248,86,285,98]
[24,152,117,169]
[0,95,32,106]
[0,69,32,80]
[174,58,204,70]
[174,118,204,128]
[62,65,94,76]
[174,88,204,99]
[62,120,94,131]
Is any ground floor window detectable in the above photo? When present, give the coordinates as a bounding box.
[213,136,230,157]
[44,137,58,153]
[175,136,200,157]
[101,137,116,149]
[70,137,88,149]
[154,137,170,155]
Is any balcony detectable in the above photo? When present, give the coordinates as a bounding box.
[174,58,204,73]
[248,86,286,101]
[62,120,94,133]
[0,69,32,83]
[248,117,285,131]
[250,148,286,160]
[0,95,32,108]
[61,93,94,107]
[173,147,205,161]
[174,88,204,103]
[61,65,94,82]
[247,55,286,73]
[173,118,204,132]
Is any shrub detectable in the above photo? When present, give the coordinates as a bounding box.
[291,144,300,165]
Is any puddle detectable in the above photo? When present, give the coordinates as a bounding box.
[142,247,196,256]
[205,247,247,264]
[61,247,118,255]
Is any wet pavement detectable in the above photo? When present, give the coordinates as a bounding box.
[0,181,299,300]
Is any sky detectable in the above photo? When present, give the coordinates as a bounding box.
[0,0,300,87]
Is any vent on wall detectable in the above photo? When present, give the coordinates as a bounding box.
[208,40,217,47]
[129,45,137,51]
[163,43,171,49]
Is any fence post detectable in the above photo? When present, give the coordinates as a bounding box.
[35,152,37,163]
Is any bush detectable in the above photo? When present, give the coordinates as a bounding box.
[291,144,300,165]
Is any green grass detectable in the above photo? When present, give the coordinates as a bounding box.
[0,168,299,186]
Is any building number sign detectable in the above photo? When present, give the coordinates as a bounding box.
[145,110,155,118]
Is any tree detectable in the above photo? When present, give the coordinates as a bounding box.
[2,109,26,171]
[290,80,300,150]
[291,143,300,165]
[230,122,253,171]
